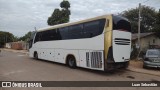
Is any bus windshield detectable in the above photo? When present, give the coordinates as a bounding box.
[113,15,131,32]
[29,31,36,49]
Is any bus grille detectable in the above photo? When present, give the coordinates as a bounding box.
[86,52,102,68]
[114,38,130,45]
[86,52,90,67]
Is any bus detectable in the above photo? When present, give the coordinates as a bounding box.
[29,14,131,71]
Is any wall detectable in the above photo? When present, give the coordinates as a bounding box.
[5,42,29,50]
[5,43,11,48]
[133,35,160,51]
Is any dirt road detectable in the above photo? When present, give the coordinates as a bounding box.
[0,51,159,90]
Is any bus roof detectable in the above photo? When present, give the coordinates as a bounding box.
[37,14,113,32]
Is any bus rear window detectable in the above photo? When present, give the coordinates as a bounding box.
[113,15,131,32]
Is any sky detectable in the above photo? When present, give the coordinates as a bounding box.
[0,0,160,37]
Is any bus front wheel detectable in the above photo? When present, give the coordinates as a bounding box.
[34,52,38,60]
[67,56,76,68]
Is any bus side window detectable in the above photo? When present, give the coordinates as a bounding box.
[41,31,48,41]
[83,19,105,38]
[84,21,100,38]
[56,29,62,40]
[49,30,57,40]
[68,24,83,39]
[59,27,69,40]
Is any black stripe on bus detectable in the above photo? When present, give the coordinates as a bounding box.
[114,38,130,41]
[114,41,130,43]
[115,43,130,45]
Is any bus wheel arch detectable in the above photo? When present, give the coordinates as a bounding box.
[66,54,77,68]
[34,51,38,60]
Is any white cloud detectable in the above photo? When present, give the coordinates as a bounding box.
[0,0,159,37]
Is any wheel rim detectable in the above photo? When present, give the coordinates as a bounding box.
[69,59,74,67]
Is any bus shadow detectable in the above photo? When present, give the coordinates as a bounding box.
[29,58,127,76]
[77,67,127,76]
[144,67,160,70]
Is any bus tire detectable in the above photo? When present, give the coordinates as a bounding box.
[67,56,76,68]
[34,52,38,60]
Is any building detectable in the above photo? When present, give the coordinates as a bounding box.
[5,41,29,50]
[132,32,160,51]
[5,43,11,49]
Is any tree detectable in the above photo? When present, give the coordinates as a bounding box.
[121,5,158,33]
[0,31,15,47]
[47,0,71,26]
[19,31,32,41]
[60,0,70,9]
[153,9,160,38]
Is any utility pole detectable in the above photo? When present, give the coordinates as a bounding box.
[137,3,141,60]
[138,3,141,49]
[34,27,37,31]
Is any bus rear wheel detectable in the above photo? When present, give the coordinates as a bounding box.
[67,56,76,68]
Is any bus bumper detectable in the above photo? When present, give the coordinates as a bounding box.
[104,61,129,71]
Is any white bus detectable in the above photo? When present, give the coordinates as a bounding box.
[29,14,131,71]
